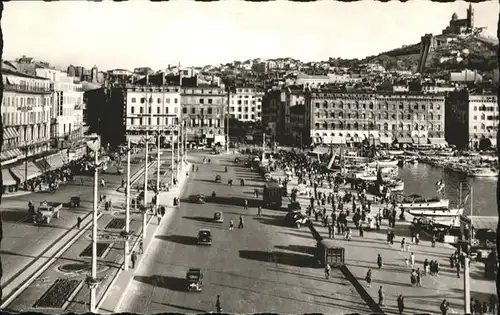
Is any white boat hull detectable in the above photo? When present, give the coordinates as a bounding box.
[400,199,450,210]
[408,208,464,218]
[368,160,399,168]
[468,171,498,178]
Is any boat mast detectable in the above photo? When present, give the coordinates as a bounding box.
[459,182,462,205]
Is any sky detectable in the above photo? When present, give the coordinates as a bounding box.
[2,0,498,71]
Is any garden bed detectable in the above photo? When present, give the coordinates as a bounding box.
[105,218,126,230]
[79,242,110,258]
[33,278,81,309]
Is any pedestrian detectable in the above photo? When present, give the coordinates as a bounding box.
[157,214,161,225]
[229,219,234,230]
[377,254,383,269]
[431,234,436,247]
[139,240,144,254]
[238,216,244,229]
[401,238,406,251]
[215,295,222,313]
[328,225,332,239]
[416,269,422,287]
[440,299,449,315]
[325,263,331,279]
[131,251,137,268]
[410,252,415,267]
[397,294,405,314]
[77,216,82,229]
[244,199,248,210]
[365,269,372,288]
[405,258,409,268]
[423,259,429,275]
[257,206,262,217]
[406,243,411,254]
[456,262,460,278]
[378,286,385,306]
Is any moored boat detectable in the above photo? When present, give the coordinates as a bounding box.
[399,195,450,210]
[408,207,463,218]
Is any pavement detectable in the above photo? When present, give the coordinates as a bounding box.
[114,152,373,314]
[269,168,497,314]
[0,150,172,312]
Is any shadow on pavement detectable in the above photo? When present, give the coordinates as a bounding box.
[133,275,185,292]
[239,250,313,267]
[208,196,262,208]
[275,244,316,256]
[193,178,218,184]
[1,210,29,223]
[253,216,285,227]
[280,231,314,240]
[155,234,198,245]
[182,215,215,223]
[157,302,206,313]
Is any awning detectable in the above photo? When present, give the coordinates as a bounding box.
[10,161,42,182]
[4,127,19,140]
[46,153,65,169]
[428,138,448,146]
[379,137,392,144]
[396,138,413,144]
[2,168,17,186]
[413,138,428,145]
[370,138,381,146]
[312,137,322,144]
[312,146,330,155]
[0,149,22,161]
[350,137,363,143]
[35,158,51,172]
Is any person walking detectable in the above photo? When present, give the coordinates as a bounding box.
[238,216,244,229]
[431,233,436,247]
[139,240,144,254]
[77,216,82,229]
[365,269,372,288]
[401,238,406,251]
[131,251,137,268]
[257,206,262,217]
[244,199,248,210]
[325,263,331,280]
[377,254,383,269]
[215,295,222,313]
[229,219,234,230]
[440,299,449,315]
[397,294,405,314]
[410,252,415,268]
[378,286,385,306]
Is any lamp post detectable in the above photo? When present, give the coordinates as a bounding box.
[87,136,101,313]
[171,129,175,186]
[123,138,131,271]
[177,123,181,173]
[156,132,161,211]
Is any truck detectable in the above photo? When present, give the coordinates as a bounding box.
[34,202,62,225]
[263,182,283,210]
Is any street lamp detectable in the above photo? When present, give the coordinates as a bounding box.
[141,134,154,241]
[123,138,132,271]
[86,135,104,313]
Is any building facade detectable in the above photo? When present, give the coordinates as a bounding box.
[229,87,263,122]
[181,87,226,145]
[124,85,181,145]
[1,64,53,191]
[304,89,447,147]
[36,68,85,152]
[445,89,498,149]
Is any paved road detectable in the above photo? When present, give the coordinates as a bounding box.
[116,153,372,314]
[0,150,168,301]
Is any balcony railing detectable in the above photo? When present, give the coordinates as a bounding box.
[4,84,52,94]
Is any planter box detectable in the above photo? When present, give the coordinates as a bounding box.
[105,218,126,230]
[34,279,81,309]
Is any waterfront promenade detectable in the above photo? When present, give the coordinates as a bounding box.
[272,169,497,314]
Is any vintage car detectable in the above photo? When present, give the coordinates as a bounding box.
[197,229,212,245]
[186,268,203,292]
[69,196,81,208]
[213,211,224,223]
[285,211,310,228]
[197,194,206,204]
[215,175,222,183]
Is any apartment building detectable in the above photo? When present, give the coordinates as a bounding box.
[445,89,498,149]
[229,87,263,122]
[181,86,227,145]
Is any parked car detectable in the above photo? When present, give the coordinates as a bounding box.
[285,211,310,228]
[197,229,212,245]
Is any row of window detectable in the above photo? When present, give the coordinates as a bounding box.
[313,122,442,131]
[471,124,496,131]
[473,114,499,121]
[130,97,179,104]
[18,79,50,90]
[181,107,223,115]
[2,95,52,107]
[229,106,261,113]
[2,111,51,126]
[314,112,442,121]
[129,106,179,115]
[1,124,49,141]
[314,101,442,111]
[128,117,181,126]
[231,99,261,105]
[472,105,498,112]
[230,113,261,120]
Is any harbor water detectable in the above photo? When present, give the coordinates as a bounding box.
[398,163,498,217]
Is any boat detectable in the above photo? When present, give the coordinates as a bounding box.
[408,207,464,218]
[399,194,450,210]
[385,178,404,191]
[368,159,399,168]
[467,168,498,178]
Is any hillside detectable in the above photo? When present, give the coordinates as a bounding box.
[365,35,498,74]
